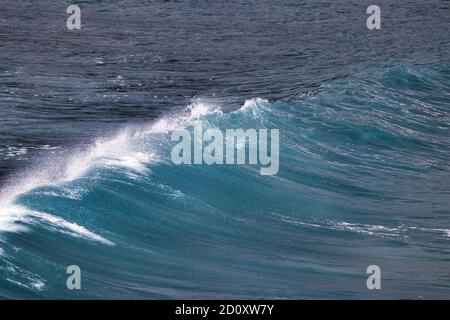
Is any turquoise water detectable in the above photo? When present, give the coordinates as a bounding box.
[0,1,449,299]
[1,64,449,299]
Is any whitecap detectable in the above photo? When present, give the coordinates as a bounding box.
[0,205,114,246]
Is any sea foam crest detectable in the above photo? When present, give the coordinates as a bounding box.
[0,98,230,238]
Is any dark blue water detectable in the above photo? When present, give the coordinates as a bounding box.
[0,0,449,299]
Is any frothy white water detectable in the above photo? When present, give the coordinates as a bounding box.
[0,130,150,204]
[274,213,450,241]
[0,204,114,246]
[234,98,270,115]
[136,98,222,137]
[0,129,152,242]
[0,98,225,238]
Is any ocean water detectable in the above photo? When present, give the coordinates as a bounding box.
[0,0,449,299]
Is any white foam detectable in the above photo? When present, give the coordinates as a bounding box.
[276,213,450,241]
[328,221,404,238]
[31,210,115,246]
[64,129,153,181]
[0,205,114,246]
[0,99,224,237]
[406,226,450,239]
[188,98,222,118]
[0,130,152,240]
[30,186,86,201]
[235,98,269,114]
[0,129,154,204]
[136,98,222,137]
[1,145,60,161]
[6,277,45,292]
[0,204,30,233]
[31,279,45,291]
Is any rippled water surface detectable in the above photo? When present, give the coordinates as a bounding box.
[0,0,449,299]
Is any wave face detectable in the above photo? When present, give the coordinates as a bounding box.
[0,64,450,299]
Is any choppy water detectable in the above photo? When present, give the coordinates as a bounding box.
[0,0,449,299]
